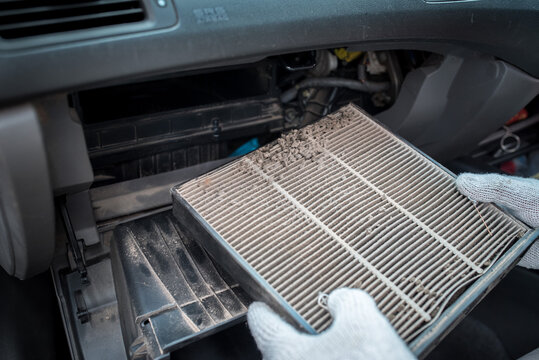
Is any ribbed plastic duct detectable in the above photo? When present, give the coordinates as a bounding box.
[173,104,527,342]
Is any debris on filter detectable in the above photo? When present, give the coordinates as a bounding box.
[248,131,324,171]
[442,260,458,276]
[400,277,439,298]
[244,108,360,173]
[389,303,407,322]
[197,177,213,191]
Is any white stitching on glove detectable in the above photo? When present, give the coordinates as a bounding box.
[456,173,539,270]
[247,288,415,360]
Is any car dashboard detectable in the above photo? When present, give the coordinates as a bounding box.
[1,1,539,360]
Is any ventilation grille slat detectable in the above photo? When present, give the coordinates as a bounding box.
[174,104,528,342]
[0,0,145,39]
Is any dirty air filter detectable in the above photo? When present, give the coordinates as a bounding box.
[172,104,538,355]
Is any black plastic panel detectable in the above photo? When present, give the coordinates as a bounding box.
[111,211,251,359]
[83,95,283,185]
[1,0,538,104]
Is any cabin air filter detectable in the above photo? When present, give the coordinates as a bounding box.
[172,104,538,356]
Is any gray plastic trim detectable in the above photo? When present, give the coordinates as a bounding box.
[377,54,539,162]
[1,0,538,104]
[36,95,95,195]
[0,105,55,279]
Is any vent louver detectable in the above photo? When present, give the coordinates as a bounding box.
[172,104,531,345]
[0,0,145,39]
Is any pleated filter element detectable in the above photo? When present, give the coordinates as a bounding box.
[172,104,531,345]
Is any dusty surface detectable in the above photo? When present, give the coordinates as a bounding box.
[175,104,527,342]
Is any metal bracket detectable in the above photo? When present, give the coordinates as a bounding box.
[61,200,89,284]
[74,289,90,324]
[65,190,100,246]
[211,117,221,139]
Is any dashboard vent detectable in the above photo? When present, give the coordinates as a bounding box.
[0,0,145,39]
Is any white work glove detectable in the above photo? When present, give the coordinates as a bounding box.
[247,173,539,360]
[247,288,415,360]
[456,173,539,270]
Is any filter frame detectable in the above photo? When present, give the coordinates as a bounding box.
[172,104,537,357]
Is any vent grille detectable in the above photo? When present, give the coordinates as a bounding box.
[0,0,145,39]
[174,104,527,342]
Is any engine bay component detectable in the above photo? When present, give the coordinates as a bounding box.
[309,50,338,77]
[280,77,390,103]
[334,48,362,63]
[172,104,537,355]
[280,51,317,71]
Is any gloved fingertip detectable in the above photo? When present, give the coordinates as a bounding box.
[324,288,404,346]
[455,173,479,196]
[247,302,299,341]
[326,288,377,316]
[247,301,273,327]
[455,172,498,202]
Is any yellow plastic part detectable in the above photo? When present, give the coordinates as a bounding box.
[334,48,362,62]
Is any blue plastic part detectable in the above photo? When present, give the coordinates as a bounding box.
[229,138,259,157]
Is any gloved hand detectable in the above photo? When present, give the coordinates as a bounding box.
[247,288,415,360]
[247,173,539,360]
[456,173,539,270]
